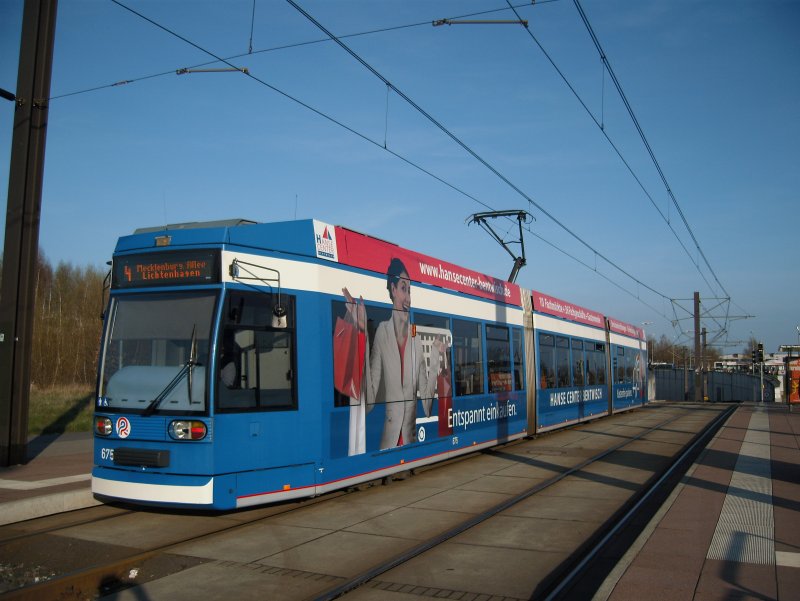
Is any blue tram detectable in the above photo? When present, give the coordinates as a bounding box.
[92,218,647,509]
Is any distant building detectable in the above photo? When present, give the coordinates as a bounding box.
[714,352,786,375]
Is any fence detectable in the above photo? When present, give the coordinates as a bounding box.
[652,367,774,402]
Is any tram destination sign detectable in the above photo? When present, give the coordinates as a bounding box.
[112,250,220,288]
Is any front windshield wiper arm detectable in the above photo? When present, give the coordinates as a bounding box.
[142,325,199,417]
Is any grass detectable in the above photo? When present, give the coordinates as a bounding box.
[28,384,95,436]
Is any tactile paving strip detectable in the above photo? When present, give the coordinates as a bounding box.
[706,409,774,564]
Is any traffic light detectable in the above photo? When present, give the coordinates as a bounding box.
[751,349,757,364]
[757,343,764,363]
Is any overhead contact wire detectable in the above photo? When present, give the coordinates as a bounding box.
[504,1,718,297]
[285,0,671,303]
[108,0,673,318]
[571,0,729,300]
[56,2,548,100]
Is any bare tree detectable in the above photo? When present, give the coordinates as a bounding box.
[27,252,104,387]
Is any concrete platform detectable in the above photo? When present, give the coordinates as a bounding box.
[596,403,799,601]
[0,432,99,526]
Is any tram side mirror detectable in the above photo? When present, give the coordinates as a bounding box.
[272,305,287,329]
[100,260,112,320]
[228,295,244,324]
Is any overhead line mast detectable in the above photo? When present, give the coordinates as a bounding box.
[0,0,59,467]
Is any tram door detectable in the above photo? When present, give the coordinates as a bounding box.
[523,293,537,435]
[573,339,586,421]
[215,290,310,479]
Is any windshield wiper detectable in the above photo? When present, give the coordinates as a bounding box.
[142,325,200,417]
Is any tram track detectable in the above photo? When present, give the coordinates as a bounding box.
[541,403,736,600]
[0,506,135,547]
[311,403,736,601]
[0,404,734,601]
[1,450,495,600]
[0,488,348,600]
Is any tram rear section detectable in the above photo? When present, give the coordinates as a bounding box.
[6,401,772,601]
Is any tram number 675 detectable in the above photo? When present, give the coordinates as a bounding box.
[101,448,114,461]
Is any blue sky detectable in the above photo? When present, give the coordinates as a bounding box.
[1,0,798,355]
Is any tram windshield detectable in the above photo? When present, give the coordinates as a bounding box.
[97,291,216,414]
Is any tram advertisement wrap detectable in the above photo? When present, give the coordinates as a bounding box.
[333,226,522,306]
[331,272,523,457]
[532,291,604,329]
[537,385,608,429]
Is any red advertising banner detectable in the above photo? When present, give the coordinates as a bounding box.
[531,290,605,329]
[607,317,646,341]
[789,359,800,405]
[334,226,522,306]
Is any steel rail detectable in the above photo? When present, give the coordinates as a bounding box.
[0,506,134,546]
[541,404,737,600]
[309,405,704,601]
[0,489,346,601]
[1,405,730,601]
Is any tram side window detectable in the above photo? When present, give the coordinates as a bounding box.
[624,348,634,383]
[615,347,625,383]
[573,339,585,387]
[556,336,571,388]
[414,312,451,372]
[217,291,297,411]
[512,329,525,390]
[487,325,512,393]
[587,343,606,385]
[538,334,555,389]
[413,312,452,400]
[454,319,484,396]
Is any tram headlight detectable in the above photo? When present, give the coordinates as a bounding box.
[168,420,207,441]
[95,416,112,436]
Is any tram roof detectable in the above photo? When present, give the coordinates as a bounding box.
[133,219,257,233]
[116,218,523,306]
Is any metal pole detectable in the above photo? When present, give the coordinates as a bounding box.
[693,292,701,401]
[683,350,688,401]
[701,327,707,401]
[0,0,59,467]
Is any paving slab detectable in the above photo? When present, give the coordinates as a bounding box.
[173,522,332,562]
[342,483,448,508]
[103,560,337,601]
[343,506,473,540]
[455,473,550,495]
[408,488,512,514]
[54,510,229,548]
[256,530,418,577]
[505,493,623,523]
[380,541,567,601]
[269,498,399,531]
[453,514,599,553]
